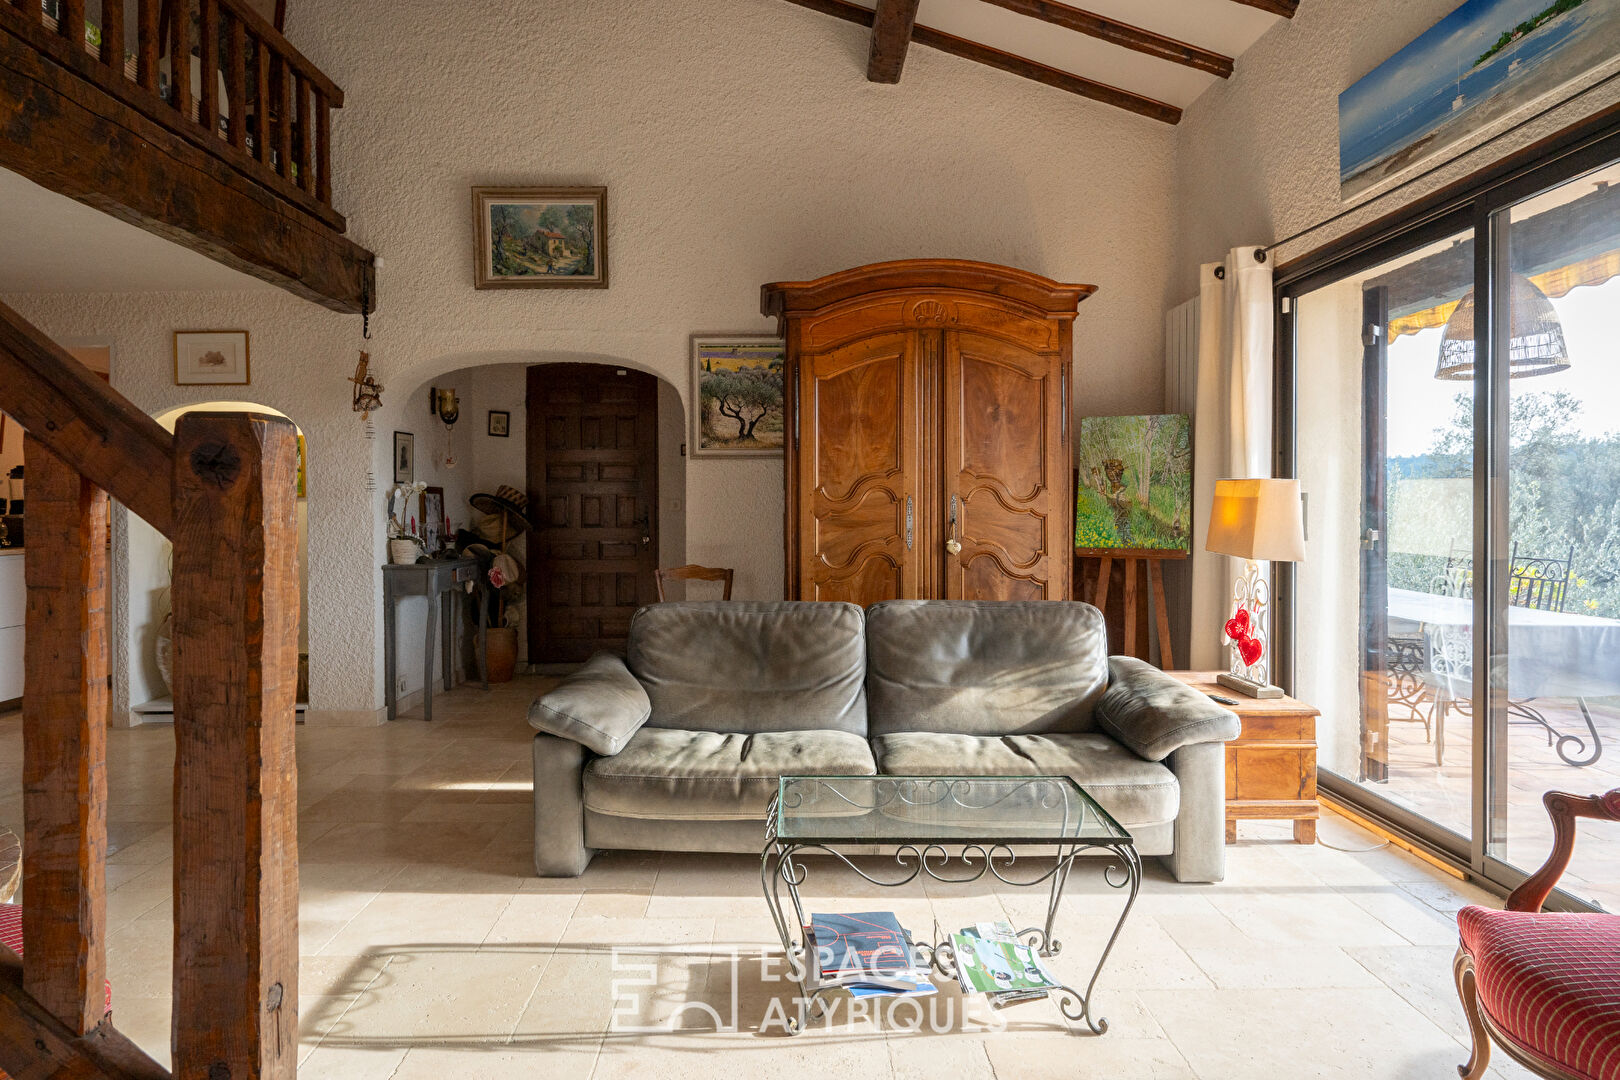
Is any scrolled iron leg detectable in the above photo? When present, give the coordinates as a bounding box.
[1553,698,1603,768]
[1066,844,1142,1035]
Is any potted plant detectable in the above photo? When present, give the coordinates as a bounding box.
[386,482,427,564]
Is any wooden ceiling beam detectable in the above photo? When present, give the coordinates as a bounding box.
[977,0,1233,78]
[1226,0,1298,16]
[868,0,921,82]
[781,0,1181,124]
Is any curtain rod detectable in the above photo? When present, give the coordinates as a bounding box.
[1227,64,1620,272]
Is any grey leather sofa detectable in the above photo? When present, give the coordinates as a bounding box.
[529,600,1241,882]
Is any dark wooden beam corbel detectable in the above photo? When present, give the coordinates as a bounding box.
[977,0,1234,78]
[868,0,921,82]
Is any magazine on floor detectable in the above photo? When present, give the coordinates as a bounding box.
[951,920,1059,998]
[804,911,937,997]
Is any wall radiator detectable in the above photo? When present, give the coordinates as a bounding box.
[1160,294,1200,667]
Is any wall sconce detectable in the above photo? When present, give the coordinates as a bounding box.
[431,386,460,426]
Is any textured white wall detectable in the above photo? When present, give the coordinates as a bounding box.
[3,0,1178,718]
[1171,0,1620,297]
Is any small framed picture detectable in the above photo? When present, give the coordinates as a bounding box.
[420,486,445,554]
[691,335,786,458]
[488,410,510,438]
[174,330,250,385]
[472,186,607,289]
[393,431,415,484]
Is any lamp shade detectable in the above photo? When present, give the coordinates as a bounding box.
[1435,274,1570,380]
[1206,478,1307,563]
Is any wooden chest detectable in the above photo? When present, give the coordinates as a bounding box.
[1169,671,1319,844]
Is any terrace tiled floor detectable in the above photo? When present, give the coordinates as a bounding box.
[1377,694,1620,909]
[0,680,1554,1078]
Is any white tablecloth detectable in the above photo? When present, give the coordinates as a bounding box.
[1388,587,1620,700]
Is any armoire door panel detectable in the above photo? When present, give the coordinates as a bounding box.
[944,331,1066,601]
[799,332,920,606]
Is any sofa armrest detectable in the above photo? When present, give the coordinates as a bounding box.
[1096,656,1240,762]
[527,652,651,756]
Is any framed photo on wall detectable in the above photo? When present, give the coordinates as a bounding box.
[690,335,786,458]
[488,410,510,437]
[393,431,415,484]
[174,330,250,386]
[472,186,607,289]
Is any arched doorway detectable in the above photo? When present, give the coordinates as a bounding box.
[402,356,686,671]
[124,402,308,721]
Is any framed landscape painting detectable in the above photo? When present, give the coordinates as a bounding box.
[1339,0,1620,199]
[1075,414,1191,555]
[472,186,607,289]
[691,336,785,458]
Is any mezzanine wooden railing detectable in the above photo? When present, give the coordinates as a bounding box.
[0,0,343,221]
[0,298,301,1080]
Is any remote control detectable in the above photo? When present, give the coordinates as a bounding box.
[1208,693,1240,705]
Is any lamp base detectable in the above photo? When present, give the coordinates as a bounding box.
[1217,672,1283,699]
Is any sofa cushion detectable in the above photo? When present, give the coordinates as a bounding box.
[527,652,651,756]
[1096,656,1241,761]
[628,601,867,735]
[870,731,1179,829]
[583,727,877,821]
[865,600,1108,736]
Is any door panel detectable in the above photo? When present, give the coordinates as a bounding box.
[943,331,1067,600]
[799,332,920,606]
[527,364,659,663]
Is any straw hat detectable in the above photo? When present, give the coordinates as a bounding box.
[468,485,535,535]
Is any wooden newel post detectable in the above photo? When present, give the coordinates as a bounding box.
[20,437,109,1035]
[170,413,300,1080]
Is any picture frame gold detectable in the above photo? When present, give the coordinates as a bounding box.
[472,186,607,289]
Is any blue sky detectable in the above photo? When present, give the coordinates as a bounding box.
[1340,0,1556,146]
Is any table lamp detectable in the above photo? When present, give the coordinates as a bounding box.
[1205,478,1307,699]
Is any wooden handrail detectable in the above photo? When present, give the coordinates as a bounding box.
[0,305,301,1079]
[0,0,346,223]
[0,300,176,537]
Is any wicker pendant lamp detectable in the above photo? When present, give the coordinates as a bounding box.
[1435,273,1570,380]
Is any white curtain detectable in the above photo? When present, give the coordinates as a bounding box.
[1188,247,1274,669]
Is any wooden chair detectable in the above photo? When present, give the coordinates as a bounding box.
[654,564,734,601]
[1454,787,1620,1080]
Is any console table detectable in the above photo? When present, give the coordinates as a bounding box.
[382,558,485,722]
[1168,671,1319,844]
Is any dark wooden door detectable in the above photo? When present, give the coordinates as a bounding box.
[527,364,659,663]
[796,330,923,605]
[942,330,1070,600]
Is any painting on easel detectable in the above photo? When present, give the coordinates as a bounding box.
[1075,414,1191,555]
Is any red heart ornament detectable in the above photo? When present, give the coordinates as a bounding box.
[1238,633,1263,667]
[1223,617,1245,642]
[1232,607,1250,630]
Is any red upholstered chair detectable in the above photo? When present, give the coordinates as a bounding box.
[1454,788,1620,1080]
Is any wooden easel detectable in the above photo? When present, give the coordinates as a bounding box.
[1075,548,1187,668]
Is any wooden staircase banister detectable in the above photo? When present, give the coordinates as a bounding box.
[0,306,300,1080]
[0,298,176,537]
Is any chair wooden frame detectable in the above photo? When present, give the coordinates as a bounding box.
[1454,787,1620,1080]
[654,564,734,601]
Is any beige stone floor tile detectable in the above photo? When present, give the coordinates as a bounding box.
[390,1042,603,1080]
[574,888,653,918]
[886,1034,997,1080]
[1204,887,1411,949]
[1334,881,1462,946]
[105,994,173,1069]
[293,1045,410,1080]
[316,889,516,956]
[481,890,580,946]
[1139,986,1474,1079]
[983,1032,1199,1078]
[315,946,547,1046]
[1183,944,1384,990]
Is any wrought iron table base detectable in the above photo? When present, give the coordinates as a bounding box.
[759,837,1141,1036]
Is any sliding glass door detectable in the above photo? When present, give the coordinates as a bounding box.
[1283,135,1620,911]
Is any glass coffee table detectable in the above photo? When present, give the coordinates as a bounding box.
[762,774,1140,1035]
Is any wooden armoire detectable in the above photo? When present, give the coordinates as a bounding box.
[762,259,1093,605]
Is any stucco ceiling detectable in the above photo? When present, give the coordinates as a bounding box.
[833,0,1287,115]
[0,167,273,294]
